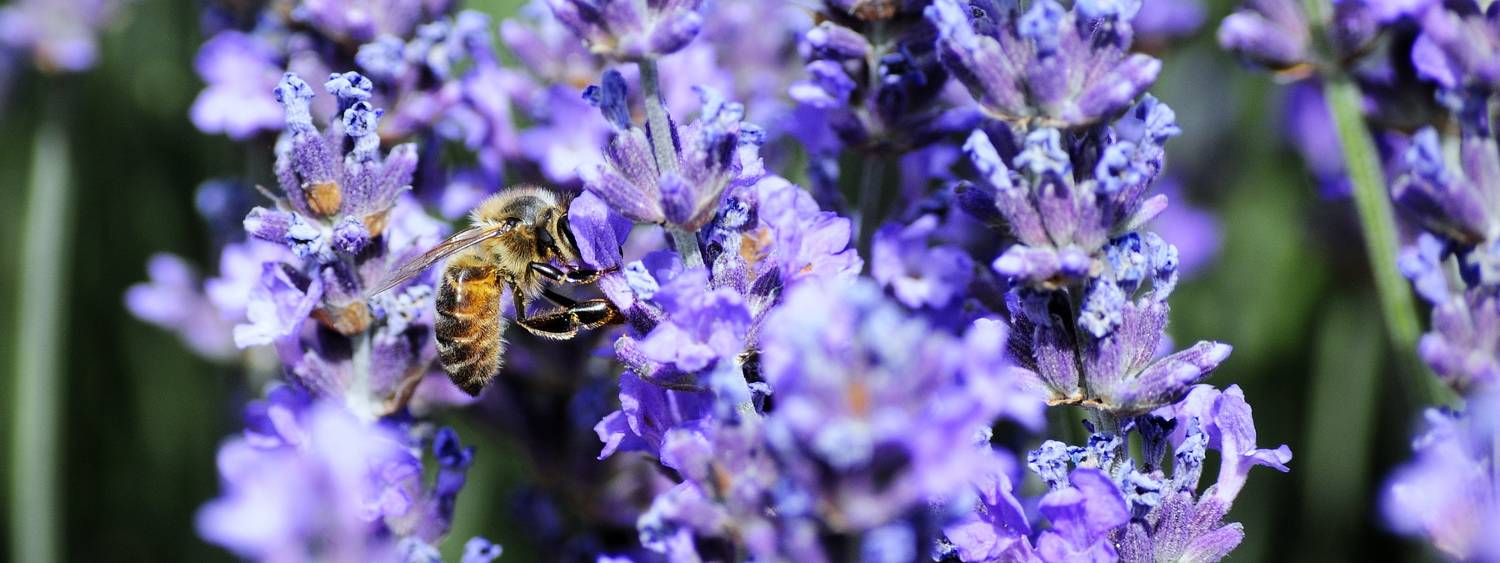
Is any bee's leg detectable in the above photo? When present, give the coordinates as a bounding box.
[528,262,617,285]
[541,289,620,330]
[515,298,622,340]
[561,267,615,284]
[510,281,529,317]
[528,262,568,282]
[540,288,577,307]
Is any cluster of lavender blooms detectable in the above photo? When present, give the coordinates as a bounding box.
[195,69,507,558]
[948,383,1288,562]
[1219,0,1500,557]
[125,0,1294,560]
[916,2,1289,560]
[577,0,1286,560]
[197,386,500,562]
[1383,10,1500,562]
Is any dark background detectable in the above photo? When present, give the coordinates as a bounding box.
[0,0,1441,560]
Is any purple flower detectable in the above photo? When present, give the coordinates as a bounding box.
[462,537,504,563]
[568,190,635,272]
[743,175,864,285]
[519,86,610,183]
[941,449,1033,561]
[928,0,1161,127]
[967,98,1179,288]
[1217,0,1313,70]
[945,462,1133,563]
[1155,385,1293,504]
[631,417,788,560]
[581,69,764,231]
[161,0,1304,559]
[1391,127,1497,246]
[636,267,752,373]
[503,1,605,88]
[198,393,476,560]
[546,0,707,60]
[792,12,972,152]
[297,0,439,43]
[125,254,239,360]
[594,370,714,460]
[190,31,285,139]
[234,262,324,349]
[204,241,294,322]
[260,70,436,270]
[270,72,418,223]
[1418,292,1500,393]
[1388,125,1500,393]
[231,71,457,409]
[947,385,1286,563]
[1412,5,1500,96]
[1034,468,1131,561]
[1384,392,1500,561]
[872,214,975,309]
[1116,486,1248,563]
[760,279,1029,529]
[950,90,1219,418]
[1133,0,1206,42]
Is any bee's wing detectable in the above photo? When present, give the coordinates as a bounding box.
[367,224,508,296]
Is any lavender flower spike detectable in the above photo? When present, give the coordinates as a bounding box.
[965,97,1179,289]
[760,279,1028,530]
[928,0,1162,127]
[581,70,764,232]
[198,391,479,560]
[956,91,1222,417]
[546,0,706,60]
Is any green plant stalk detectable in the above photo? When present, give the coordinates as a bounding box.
[1320,78,1451,405]
[350,327,374,419]
[638,57,759,420]
[11,114,72,563]
[637,58,704,270]
[854,156,883,260]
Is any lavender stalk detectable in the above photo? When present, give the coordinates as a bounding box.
[1322,80,1453,406]
[11,111,70,563]
[638,58,705,269]
[1298,0,1451,405]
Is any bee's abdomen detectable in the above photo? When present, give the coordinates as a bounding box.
[435,264,506,396]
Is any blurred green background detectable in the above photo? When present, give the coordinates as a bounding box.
[0,0,1442,561]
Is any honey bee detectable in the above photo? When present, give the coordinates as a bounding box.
[371,186,621,396]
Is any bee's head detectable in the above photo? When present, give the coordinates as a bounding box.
[470,186,575,265]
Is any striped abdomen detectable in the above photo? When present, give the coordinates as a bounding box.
[435,260,507,396]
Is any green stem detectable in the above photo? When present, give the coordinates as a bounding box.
[1304,0,1453,408]
[350,327,374,420]
[1320,78,1451,406]
[855,156,883,260]
[637,58,678,178]
[11,110,72,563]
[637,58,704,270]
